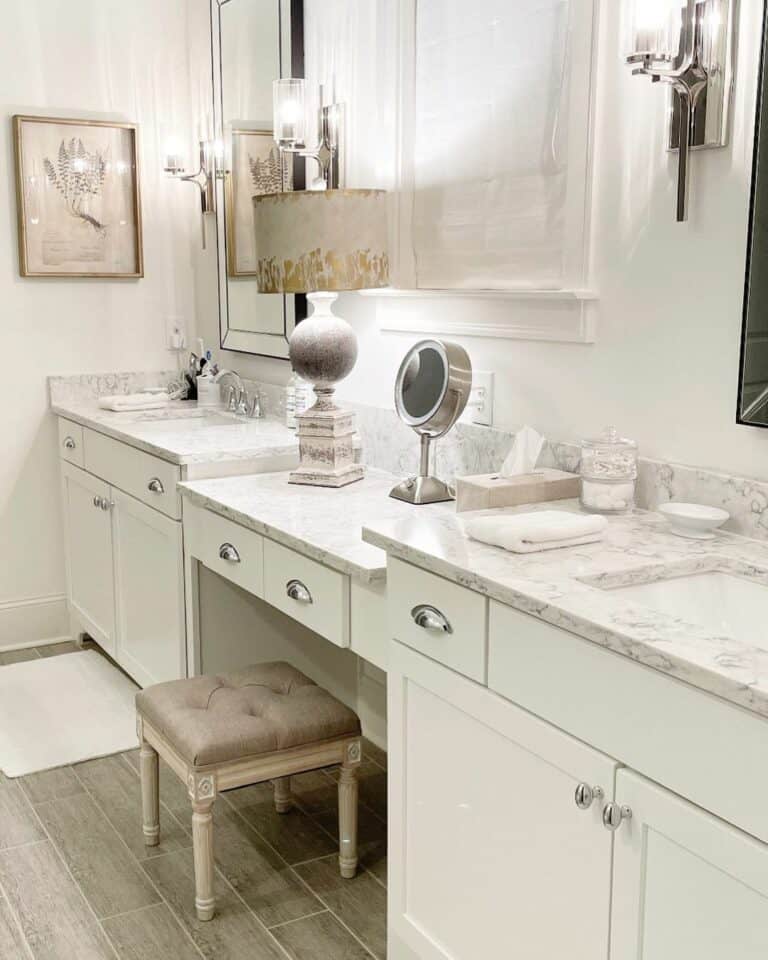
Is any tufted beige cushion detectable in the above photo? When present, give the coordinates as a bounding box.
[136,661,361,767]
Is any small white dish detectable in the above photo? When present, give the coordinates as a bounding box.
[658,502,730,540]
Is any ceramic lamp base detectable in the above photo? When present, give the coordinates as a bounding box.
[288,397,364,488]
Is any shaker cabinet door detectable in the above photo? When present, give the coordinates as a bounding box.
[388,640,617,960]
[610,769,768,960]
[61,462,116,656]
[112,488,186,687]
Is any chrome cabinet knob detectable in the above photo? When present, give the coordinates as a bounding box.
[147,478,165,495]
[286,579,313,604]
[63,436,76,450]
[219,543,241,563]
[411,604,453,634]
[574,783,604,811]
[93,495,102,508]
[602,802,633,831]
[100,499,114,511]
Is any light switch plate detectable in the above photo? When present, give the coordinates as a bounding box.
[471,371,494,426]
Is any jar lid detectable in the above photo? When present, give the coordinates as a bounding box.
[581,426,637,451]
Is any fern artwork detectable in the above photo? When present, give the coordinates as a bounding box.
[226,129,292,277]
[13,115,143,278]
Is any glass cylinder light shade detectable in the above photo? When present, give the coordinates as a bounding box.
[273,78,306,146]
[626,0,689,61]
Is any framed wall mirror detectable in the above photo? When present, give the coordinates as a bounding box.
[211,0,306,359]
[739,11,768,426]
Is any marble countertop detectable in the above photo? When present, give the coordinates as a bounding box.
[52,400,299,467]
[362,502,768,719]
[179,469,451,582]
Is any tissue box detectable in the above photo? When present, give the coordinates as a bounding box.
[455,469,580,513]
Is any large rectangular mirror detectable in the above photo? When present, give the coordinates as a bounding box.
[211,0,305,359]
[739,14,768,426]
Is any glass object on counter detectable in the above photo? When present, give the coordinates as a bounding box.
[580,427,638,514]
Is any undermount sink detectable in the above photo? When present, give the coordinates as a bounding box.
[605,572,768,648]
[132,410,240,428]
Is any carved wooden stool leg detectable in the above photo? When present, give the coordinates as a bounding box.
[273,776,293,814]
[139,740,160,847]
[338,762,359,879]
[192,799,216,921]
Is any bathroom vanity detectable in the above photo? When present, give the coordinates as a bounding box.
[362,507,768,960]
[52,392,298,688]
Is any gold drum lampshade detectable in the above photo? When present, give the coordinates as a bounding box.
[252,188,389,294]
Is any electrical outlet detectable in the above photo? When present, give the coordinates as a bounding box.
[470,371,494,426]
[166,315,187,352]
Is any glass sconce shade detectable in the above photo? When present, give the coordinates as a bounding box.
[626,0,688,61]
[273,78,306,146]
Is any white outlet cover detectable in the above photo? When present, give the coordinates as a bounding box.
[471,371,494,426]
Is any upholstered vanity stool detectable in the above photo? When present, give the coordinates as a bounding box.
[135,661,362,921]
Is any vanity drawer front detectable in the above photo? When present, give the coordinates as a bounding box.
[186,503,264,597]
[388,558,488,682]
[84,430,181,519]
[58,419,85,468]
[263,539,350,647]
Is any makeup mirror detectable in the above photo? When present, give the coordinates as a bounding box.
[390,339,473,505]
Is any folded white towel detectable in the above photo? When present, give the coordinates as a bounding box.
[98,393,169,412]
[465,510,608,554]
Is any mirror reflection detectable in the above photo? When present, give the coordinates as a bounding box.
[401,347,448,423]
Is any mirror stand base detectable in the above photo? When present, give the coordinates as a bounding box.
[390,476,455,505]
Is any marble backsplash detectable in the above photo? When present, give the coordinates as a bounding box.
[48,371,768,541]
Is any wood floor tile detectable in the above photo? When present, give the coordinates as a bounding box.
[102,902,201,960]
[0,779,46,850]
[311,805,387,886]
[289,771,339,815]
[294,856,386,960]
[0,840,115,959]
[270,911,371,959]
[21,766,84,805]
[35,792,160,919]
[141,850,286,960]
[0,648,40,666]
[75,755,191,861]
[122,751,193,830]
[213,807,321,928]
[0,891,30,958]
[362,740,387,771]
[224,784,336,865]
[35,642,81,658]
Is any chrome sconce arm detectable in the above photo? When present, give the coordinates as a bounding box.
[165,140,229,248]
[625,0,735,223]
[273,82,345,189]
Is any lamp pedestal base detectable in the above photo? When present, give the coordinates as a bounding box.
[289,391,364,488]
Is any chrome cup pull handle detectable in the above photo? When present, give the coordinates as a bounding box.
[147,478,165,495]
[602,802,633,832]
[63,436,76,450]
[286,579,313,604]
[219,543,241,563]
[411,604,453,634]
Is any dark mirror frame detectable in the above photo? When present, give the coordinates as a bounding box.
[211,0,306,361]
[738,3,768,426]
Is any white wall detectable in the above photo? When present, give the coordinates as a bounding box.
[0,0,197,646]
[197,0,768,482]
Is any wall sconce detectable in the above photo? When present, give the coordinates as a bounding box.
[625,0,735,222]
[164,140,226,247]
[272,78,344,188]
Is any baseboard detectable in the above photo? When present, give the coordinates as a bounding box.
[0,595,69,651]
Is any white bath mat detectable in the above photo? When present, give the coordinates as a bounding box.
[0,650,139,778]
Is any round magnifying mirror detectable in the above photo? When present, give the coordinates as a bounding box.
[390,339,473,504]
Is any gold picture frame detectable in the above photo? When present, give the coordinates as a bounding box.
[225,128,290,278]
[13,115,144,278]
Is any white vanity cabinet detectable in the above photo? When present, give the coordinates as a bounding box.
[610,770,768,959]
[389,639,617,960]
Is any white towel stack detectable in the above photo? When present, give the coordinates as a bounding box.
[98,393,169,413]
[465,510,608,554]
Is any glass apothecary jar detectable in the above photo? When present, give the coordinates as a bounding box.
[580,427,637,514]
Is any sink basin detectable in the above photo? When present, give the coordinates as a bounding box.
[132,412,242,431]
[605,572,768,647]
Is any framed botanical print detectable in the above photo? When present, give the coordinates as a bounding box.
[13,115,143,278]
[225,128,290,277]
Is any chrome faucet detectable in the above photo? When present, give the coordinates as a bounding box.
[214,369,244,412]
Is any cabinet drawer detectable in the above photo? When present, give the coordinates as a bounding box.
[58,419,85,468]
[388,557,488,682]
[185,503,264,597]
[84,430,181,519]
[263,539,350,647]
